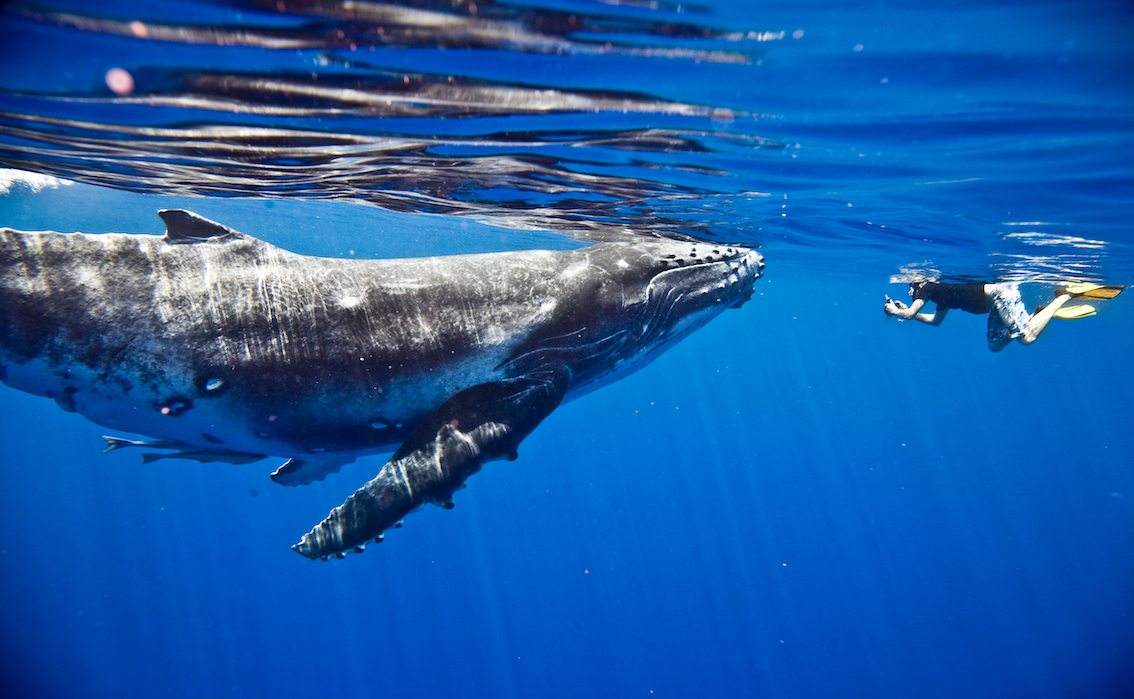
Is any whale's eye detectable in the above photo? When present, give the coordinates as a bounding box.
[622,296,647,317]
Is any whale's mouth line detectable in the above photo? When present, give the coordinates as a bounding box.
[494,326,635,376]
[501,250,759,377]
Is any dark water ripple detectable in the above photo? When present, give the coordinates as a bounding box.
[1,0,1132,281]
[13,0,768,60]
[0,0,780,244]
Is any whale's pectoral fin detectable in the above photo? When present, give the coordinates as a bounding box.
[292,366,569,560]
[271,456,356,486]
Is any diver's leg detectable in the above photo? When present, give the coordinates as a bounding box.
[987,292,1016,352]
[1017,294,1073,345]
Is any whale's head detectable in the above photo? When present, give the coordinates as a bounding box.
[513,239,764,398]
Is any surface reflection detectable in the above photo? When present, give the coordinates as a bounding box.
[0,0,776,243]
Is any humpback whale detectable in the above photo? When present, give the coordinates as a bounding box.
[0,210,763,559]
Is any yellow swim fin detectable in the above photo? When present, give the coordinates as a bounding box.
[1057,283,1125,300]
[1054,304,1097,320]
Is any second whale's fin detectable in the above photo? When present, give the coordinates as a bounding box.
[158,209,243,244]
[138,450,267,465]
[271,457,356,486]
[292,366,569,560]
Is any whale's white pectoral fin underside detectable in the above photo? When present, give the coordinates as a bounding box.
[292,366,570,560]
[271,457,357,487]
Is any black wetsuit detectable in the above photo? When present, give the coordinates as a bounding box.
[913,282,990,314]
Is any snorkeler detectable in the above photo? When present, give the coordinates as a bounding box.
[883,281,1124,352]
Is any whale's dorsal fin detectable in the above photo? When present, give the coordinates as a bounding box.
[158,209,243,244]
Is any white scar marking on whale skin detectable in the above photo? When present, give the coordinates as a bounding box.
[258,246,289,360]
[385,280,434,293]
[616,259,630,269]
[4,234,47,297]
[395,459,414,500]
[415,313,438,349]
[76,262,107,295]
[561,260,590,278]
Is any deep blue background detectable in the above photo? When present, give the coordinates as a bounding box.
[2,184,1132,699]
[2,1,1133,697]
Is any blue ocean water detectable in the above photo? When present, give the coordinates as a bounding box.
[1,1,1133,698]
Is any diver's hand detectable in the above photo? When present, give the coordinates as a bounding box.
[884,297,908,316]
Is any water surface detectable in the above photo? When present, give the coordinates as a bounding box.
[1,1,1132,697]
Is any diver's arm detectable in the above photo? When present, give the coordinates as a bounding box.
[885,298,948,325]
